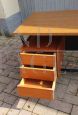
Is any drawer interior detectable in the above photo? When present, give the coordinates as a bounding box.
[21,51,55,55]
[18,78,56,90]
[20,65,55,71]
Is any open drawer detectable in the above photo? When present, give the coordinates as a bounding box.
[17,78,56,100]
[20,52,56,67]
[20,65,56,81]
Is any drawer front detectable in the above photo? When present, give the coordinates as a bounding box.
[20,53,56,67]
[20,66,56,81]
[17,78,56,100]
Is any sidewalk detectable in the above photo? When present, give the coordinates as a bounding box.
[0,36,78,115]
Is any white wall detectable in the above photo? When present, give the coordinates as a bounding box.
[0,0,20,18]
[0,0,5,18]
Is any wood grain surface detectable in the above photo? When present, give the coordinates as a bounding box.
[14,10,78,35]
[17,78,56,100]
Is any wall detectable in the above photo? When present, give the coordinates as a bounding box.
[0,0,21,35]
[18,0,35,21]
[0,0,5,19]
[1,0,20,18]
[34,0,78,11]
[20,0,78,24]
[0,0,7,34]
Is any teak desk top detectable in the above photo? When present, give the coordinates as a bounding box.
[14,10,78,36]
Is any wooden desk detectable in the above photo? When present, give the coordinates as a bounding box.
[14,10,78,100]
[14,10,78,36]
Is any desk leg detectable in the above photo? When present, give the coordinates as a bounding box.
[20,35,26,46]
[56,37,65,77]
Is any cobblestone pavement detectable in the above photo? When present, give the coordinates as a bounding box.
[0,36,78,115]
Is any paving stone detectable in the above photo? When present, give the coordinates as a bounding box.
[0,82,6,92]
[33,103,57,115]
[8,98,26,115]
[23,98,38,112]
[11,67,20,74]
[61,73,71,79]
[2,56,7,63]
[0,103,11,115]
[1,63,9,69]
[67,62,78,69]
[12,98,27,109]
[64,73,78,80]
[4,79,19,93]
[70,73,78,80]
[55,83,67,100]
[71,105,78,115]
[0,92,17,105]
[57,111,69,115]
[0,75,12,84]
[48,100,72,113]
[0,63,4,69]
[0,101,3,105]
[38,99,50,106]
[72,52,78,57]
[0,52,4,59]
[6,60,19,67]
[8,71,20,80]
[0,69,10,77]
[57,77,70,85]
[64,94,78,105]
[0,69,3,74]
[19,110,31,115]
[6,54,18,62]
[7,109,20,115]
[31,113,38,115]
[11,88,19,96]
[66,79,78,95]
